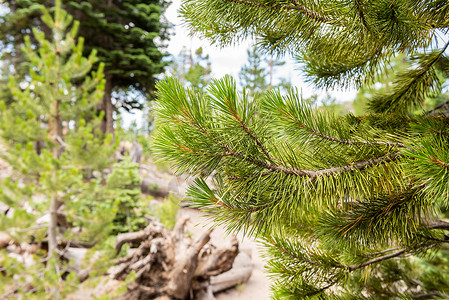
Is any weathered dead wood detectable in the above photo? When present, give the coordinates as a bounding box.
[166,230,212,299]
[195,237,239,277]
[107,217,247,300]
[115,230,148,253]
[210,251,253,293]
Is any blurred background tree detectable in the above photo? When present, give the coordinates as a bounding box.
[0,2,126,297]
[0,0,170,134]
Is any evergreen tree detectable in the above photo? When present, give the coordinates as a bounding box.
[107,159,148,235]
[268,53,286,89]
[154,1,449,298]
[0,2,120,296]
[185,47,213,92]
[239,46,268,94]
[0,0,170,134]
[170,46,212,92]
[239,46,291,94]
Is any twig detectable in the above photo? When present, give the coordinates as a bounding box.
[428,220,449,230]
[234,114,273,161]
[361,247,399,258]
[348,249,406,271]
[424,99,449,116]
[412,290,441,299]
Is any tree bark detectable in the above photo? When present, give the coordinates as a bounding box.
[48,96,63,258]
[48,195,59,257]
[100,74,114,135]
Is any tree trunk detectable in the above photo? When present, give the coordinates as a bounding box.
[48,95,63,258]
[100,74,114,135]
[48,195,59,257]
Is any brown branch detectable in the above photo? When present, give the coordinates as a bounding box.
[233,112,273,161]
[361,247,399,258]
[428,220,449,230]
[424,98,449,116]
[348,249,406,271]
[223,0,334,24]
[428,155,449,170]
[412,291,442,299]
[225,150,402,178]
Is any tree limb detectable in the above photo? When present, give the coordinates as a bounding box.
[428,220,449,230]
[424,99,449,116]
[115,230,148,253]
[348,249,406,271]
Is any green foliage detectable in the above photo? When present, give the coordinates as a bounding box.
[180,0,449,115]
[151,193,181,230]
[0,1,125,296]
[352,54,449,115]
[170,46,212,92]
[0,0,170,111]
[239,46,291,95]
[106,159,148,234]
[153,73,449,298]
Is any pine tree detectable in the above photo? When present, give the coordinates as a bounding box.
[170,46,212,92]
[185,47,213,92]
[239,46,291,94]
[0,0,170,134]
[0,1,120,297]
[239,46,268,94]
[153,1,449,298]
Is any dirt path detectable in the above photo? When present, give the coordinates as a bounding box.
[178,208,272,300]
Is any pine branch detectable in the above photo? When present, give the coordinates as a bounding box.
[229,104,273,161]
[353,0,370,31]
[222,0,334,24]
[428,155,449,170]
[347,249,406,271]
[361,247,400,258]
[428,220,449,230]
[265,237,320,266]
[412,291,442,299]
[370,41,449,113]
[424,99,449,116]
[222,148,402,178]
[308,151,403,177]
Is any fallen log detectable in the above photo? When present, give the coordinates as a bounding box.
[210,251,253,293]
[108,217,245,299]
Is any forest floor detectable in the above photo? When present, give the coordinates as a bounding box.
[179,208,271,300]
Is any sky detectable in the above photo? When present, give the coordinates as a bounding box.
[122,0,357,127]
[164,0,358,100]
